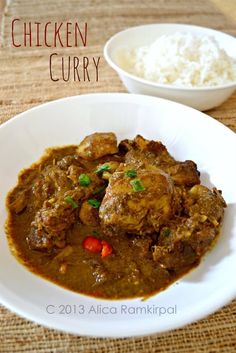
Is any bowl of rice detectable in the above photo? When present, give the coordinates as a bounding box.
[104,24,236,111]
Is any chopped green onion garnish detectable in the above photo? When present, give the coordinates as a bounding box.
[162,228,171,237]
[125,169,137,178]
[92,230,99,235]
[95,164,111,174]
[130,179,145,192]
[93,185,107,195]
[65,196,78,209]
[79,173,91,187]
[88,199,101,208]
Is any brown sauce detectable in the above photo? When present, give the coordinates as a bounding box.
[5,134,226,299]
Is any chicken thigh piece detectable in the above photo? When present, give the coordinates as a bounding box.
[77,132,118,160]
[99,165,176,235]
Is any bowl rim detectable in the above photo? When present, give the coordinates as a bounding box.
[104,23,236,91]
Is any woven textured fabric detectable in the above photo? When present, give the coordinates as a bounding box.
[0,0,236,352]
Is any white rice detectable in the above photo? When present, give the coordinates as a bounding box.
[121,32,236,87]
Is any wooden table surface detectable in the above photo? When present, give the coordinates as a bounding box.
[0,1,236,352]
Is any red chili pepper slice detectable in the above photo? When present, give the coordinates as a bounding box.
[82,236,113,257]
[83,236,102,253]
[101,240,113,258]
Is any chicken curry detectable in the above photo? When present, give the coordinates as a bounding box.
[6,133,226,299]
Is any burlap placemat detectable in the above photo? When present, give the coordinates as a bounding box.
[0,0,236,352]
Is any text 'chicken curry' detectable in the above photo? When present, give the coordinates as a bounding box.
[6,133,226,299]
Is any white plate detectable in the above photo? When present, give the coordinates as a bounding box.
[0,93,236,338]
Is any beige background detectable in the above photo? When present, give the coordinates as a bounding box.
[0,0,236,352]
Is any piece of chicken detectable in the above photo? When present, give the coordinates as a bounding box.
[99,164,176,235]
[120,135,200,187]
[120,135,175,167]
[165,161,200,187]
[27,190,82,250]
[152,185,226,269]
[77,132,118,160]
[28,173,103,251]
[185,185,226,226]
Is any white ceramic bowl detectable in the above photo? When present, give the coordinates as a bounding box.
[0,93,236,337]
[104,24,236,111]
